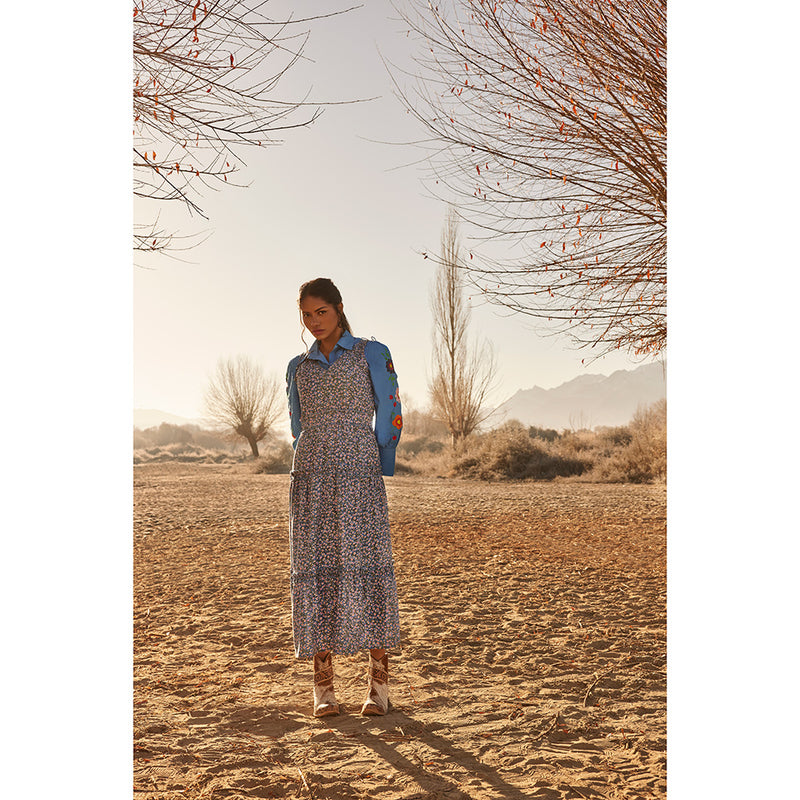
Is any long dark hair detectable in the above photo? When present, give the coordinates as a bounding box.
[298,277,352,334]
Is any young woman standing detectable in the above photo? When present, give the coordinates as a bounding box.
[285,277,403,717]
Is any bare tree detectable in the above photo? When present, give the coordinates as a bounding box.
[399,0,666,359]
[204,356,282,457]
[430,208,496,445]
[133,1,353,253]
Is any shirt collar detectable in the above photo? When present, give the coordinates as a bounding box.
[305,330,356,362]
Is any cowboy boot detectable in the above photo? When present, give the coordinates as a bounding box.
[361,651,390,715]
[313,651,339,717]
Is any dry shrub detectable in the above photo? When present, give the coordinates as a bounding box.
[252,441,294,474]
[590,399,666,483]
[595,425,634,448]
[398,434,446,457]
[134,422,239,450]
[528,425,560,442]
[558,429,597,455]
[133,422,251,464]
[451,422,589,480]
[395,426,452,476]
[626,398,666,481]
[396,401,666,484]
[396,440,453,476]
[133,443,239,465]
[393,459,416,475]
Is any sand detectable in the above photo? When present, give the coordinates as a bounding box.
[134,462,666,799]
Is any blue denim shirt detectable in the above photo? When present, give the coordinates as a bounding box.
[285,331,403,476]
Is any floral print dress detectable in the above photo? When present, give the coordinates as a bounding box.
[285,334,402,658]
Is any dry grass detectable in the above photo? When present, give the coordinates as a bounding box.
[397,400,666,484]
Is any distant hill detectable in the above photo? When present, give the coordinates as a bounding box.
[492,362,666,430]
[133,408,205,429]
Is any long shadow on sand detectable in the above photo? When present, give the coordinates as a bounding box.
[222,700,535,797]
[361,711,532,799]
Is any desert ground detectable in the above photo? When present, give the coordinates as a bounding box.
[134,463,666,799]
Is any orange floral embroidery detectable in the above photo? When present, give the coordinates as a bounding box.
[392,414,403,430]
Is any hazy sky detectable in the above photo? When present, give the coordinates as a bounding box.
[134,0,651,427]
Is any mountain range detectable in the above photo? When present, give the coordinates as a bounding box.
[491,361,666,431]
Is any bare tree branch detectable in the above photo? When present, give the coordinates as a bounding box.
[133,1,356,254]
[397,0,666,358]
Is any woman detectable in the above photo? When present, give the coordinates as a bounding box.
[285,277,403,717]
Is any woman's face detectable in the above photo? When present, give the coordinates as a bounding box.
[300,295,342,343]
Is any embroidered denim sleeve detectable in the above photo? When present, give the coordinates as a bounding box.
[364,340,403,476]
[286,355,304,448]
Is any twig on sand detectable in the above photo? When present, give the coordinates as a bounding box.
[297,767,315,799]
[583,674,601,707]
[533,711,561,741]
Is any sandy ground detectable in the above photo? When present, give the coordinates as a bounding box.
[134,463,666,799]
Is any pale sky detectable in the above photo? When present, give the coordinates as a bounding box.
[133,0,645,428]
